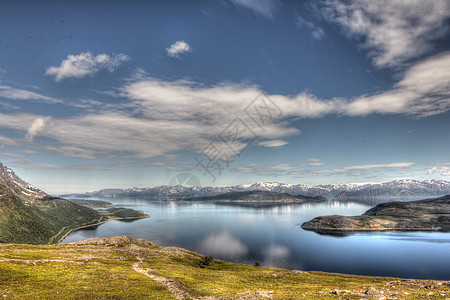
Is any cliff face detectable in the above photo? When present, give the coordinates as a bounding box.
[301,195,450,232]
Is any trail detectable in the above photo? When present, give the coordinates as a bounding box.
[132,255,199,300]
[131,254,273,299]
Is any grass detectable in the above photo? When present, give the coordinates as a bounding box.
[0,243,174,299]
[1,237,446,299]
[0,189,148,245]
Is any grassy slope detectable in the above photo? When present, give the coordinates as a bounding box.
[0,188,107,244]
[0,236,448,299]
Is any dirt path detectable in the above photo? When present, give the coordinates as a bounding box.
[132,255,199,300]
[131,255,273,300]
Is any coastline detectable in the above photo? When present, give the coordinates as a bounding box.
[57,219,110,245]
[57,215,149,245]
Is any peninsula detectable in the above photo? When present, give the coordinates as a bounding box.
[301,195,450,233]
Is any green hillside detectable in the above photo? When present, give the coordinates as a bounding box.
[0,187,106,244]
[0,236,448,299]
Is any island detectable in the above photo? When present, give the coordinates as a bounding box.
[185,190,327,207]
[301,195,450,233]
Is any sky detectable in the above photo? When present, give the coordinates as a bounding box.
[0,0,449,194]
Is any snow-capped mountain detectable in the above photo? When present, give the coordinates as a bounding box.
[71,179,450,200]
[336,179,450,199]
[0,162,47,203]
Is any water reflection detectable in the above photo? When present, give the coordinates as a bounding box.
[199,230,248,259]
[63,199,450,280]
[262,244,290,267]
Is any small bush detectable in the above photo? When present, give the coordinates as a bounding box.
[198,255,213,268]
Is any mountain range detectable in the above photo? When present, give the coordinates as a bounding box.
[65,179,450,200]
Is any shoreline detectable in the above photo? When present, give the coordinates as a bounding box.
[56,216,149,245]
[57,219,110,245]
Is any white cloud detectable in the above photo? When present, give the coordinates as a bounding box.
[26,117,51,142]
[313,162,415,174]
[0,85,62,103]
[0,52,449,160]
[166,41,192,58]
[268,163,295,171]
[46,52,129,82]
[229,0,280,20]
[305,158,324,166]
[428,167,450,177]
[344,52,450,117]
[258,139,288,147]
[323,0,450,67]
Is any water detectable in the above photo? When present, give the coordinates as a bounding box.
[63,199,450,280]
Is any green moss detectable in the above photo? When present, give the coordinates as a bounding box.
[0,240,448,299]
[0,193,105,245]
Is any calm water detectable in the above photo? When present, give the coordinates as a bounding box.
[63,199,450,280]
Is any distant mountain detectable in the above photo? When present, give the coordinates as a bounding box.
[0,162,105,244]
[336,179,450,199]
[72,179,450,200]
[192,190,326,204]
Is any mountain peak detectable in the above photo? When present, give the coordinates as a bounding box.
[0,162,47,203]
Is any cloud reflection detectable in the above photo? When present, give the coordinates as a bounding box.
[262,244,290,267]
[199,230,248,259]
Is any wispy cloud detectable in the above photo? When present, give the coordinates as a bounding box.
[305,158,324,166]
[8,160,108,171]
[228,0,279,20]
[257,139,288,147]
[268,163,296,171]
[0,85,62,104]
[344,52,450,117]
[295,16,325,40]
[166,41,192,59]
[46,52,129,82]
[312,162,415,174]
[322,0,450,68]
[0,135,19,147]
[0,52,449,160]
[0,152,25,158]
[428,166,450,177]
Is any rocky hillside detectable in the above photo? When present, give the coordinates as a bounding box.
[336,179,450,199]
[0,162,107,244]
[0,236,448,299]
[0,162,47,204]
[302,195,450,233]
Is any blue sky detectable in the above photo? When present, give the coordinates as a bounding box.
[0,0,449,194]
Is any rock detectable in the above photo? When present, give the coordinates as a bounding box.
[365,287,378,296]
